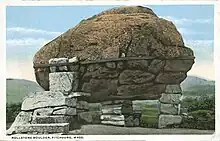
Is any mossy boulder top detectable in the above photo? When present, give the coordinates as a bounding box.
[33,6,194,102]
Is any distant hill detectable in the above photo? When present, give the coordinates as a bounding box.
[6,78,43,104]
[181,76,215,90]
[181,76,215,97]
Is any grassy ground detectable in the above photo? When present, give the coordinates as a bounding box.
[140,107,158,128]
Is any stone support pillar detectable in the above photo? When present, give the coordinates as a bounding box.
[7,57,91,135]
[100,100,142,127]
[158,84,183,128]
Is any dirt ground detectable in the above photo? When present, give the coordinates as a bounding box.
[68,124,215,135]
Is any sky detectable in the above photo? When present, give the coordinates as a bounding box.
[6,5,214,81]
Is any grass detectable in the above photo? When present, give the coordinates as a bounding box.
[140,107,158,128]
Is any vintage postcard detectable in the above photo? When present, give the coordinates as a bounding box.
[0,1,219,141]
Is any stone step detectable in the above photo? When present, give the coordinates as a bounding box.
[101,115,124,121]
[21,91,77,111]
[14,123,69,134]
[101,120,125,126]
[31,115,72,124]
[102,105,122,115]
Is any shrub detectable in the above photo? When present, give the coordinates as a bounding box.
[6,103,21,123]
[180,110,215,130]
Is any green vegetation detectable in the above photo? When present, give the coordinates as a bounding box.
[180,96,215,130]
[6,78,43,104]
[6,102,21,123]
[140,107,158,128]
[183,85,215,97]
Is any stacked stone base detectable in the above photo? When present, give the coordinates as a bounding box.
[158,85,183,128]
[100,100,142,127]
[7,91,90,135]
[7,58,92,135]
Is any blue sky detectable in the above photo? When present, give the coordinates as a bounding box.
[6,5,214,81]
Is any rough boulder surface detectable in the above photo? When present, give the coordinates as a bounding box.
[33,6,194,103]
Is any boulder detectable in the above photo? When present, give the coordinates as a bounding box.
[33,6,194,102]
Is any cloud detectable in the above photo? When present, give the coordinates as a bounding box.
[184,39,214,80]
[7,59,36,81]
[188,62,215,80]
[178,28,202,35]
[184,40,214,62]
[6,38,50,47]
[160,16,213,25]
[7,27,62,36]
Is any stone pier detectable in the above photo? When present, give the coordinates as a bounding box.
[158,85,183,128]
[100,100,142,127]
[7,57,91,135]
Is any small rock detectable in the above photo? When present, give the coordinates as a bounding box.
[33,108,54,116]
[69,57,78,63]
[158,115,182,128]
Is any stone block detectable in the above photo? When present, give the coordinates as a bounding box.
[124,115,134,127]
[155,72,187,84]
[101,120,125,126]
[159,93,182,104]
[53,107,76,116]
[21,91,77,111]
[127,60,148,70]
[31,115,72,124]
[165,85,182,94]
[122,101,133,115]
[6,111,32,135]
[14,123,69,134]
[158,115,182,128]
[101,115,124,121]
[78,111,101,124]
[133,117,140,127]
[68,92,91,98]
[69,57,78,63]
[49,72,79,92]
[33,108,54,116]
[77,101,89,110]
[133,105,142,114]
[101,100,124,105]
[78,112,93,123]
[49,58,68,72]
[160,103,178,115]
[102,104,122,115]
[119,70,155,85]
[148,59,165,74]
[164,60,194,72]
[105,62,116,69]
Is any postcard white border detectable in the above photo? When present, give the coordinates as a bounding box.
[0,0,219,141]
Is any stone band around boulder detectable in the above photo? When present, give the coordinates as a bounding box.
[49,58,69,72]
